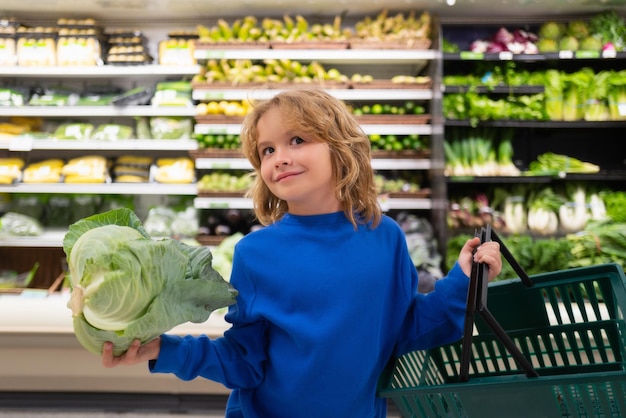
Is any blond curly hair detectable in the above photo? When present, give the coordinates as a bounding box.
[240,88,382,229]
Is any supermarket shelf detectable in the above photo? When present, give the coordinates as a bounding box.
[1,138,198,151]
[194,196,254,210]
[0,65,201,78]
[0,229,67,248]
[194,196,432,210]
[0,182,198,195]
[193,88,433,102]
[0,291,228,335]
[194,157,431,170]
[194,48,437,64]
[0,291,230,395]
[195,123,433,136]
[0,106,196,118]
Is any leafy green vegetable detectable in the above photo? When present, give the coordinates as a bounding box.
[63,208,238,356]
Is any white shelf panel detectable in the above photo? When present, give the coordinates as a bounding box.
[371,158,431,170]
[0,229,67,248]
[195,157,430,170]
[0,182,198,195]
[1,138,198,151]
[380,197,432,210]
[361,124,433,135]
[0,106,196,118]
[0,65,201,78]
[194,123,432,136]
[195,158,252,170]
[194,124,244,135]
[193,88,433,102]
[194,48,437,63]
[194,196,254,209]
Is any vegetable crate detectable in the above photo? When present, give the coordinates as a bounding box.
[378,263,626,418]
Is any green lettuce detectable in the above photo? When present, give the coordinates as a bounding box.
[63,208,238,356]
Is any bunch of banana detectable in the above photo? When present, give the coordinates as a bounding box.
[266,14,351,42]
[194,59,267,85]
[154,157,194,184]
[61,155,109,183]
[391,75,433,85]
[196,99,253,117]
[0,158,24,184]
[197,16,266,43]
[353,9,431,41]
[23,159,64,183]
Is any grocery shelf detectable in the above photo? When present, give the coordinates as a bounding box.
[194,195,433,211]
[444,119,626,128]
[0,291,230,395]
[0,182,198,195]
[192,88,433,102]
[1,138,199,151]
[0,65,201,78]
[0,229,67,248]
[194,157,431,170]
[0,106,196,118]
[443,50,626,61]
[194,123,434,136]
[194,48,438,64]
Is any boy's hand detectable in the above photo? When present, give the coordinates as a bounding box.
[458,236,502,281]
[102,337,161,368]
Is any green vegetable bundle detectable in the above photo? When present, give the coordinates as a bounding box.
[63,208,238,356]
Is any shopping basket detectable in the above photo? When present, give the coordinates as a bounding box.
[378,227,626,418]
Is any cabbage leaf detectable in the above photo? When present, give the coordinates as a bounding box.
[63,208,238,356]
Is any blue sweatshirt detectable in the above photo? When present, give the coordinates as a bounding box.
[151,212,469,417]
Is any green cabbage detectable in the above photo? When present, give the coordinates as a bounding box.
[63,208,238,356]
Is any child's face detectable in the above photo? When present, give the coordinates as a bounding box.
[256,106,341,215]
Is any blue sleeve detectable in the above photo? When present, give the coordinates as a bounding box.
[149,246,268,389]
[148,318,267,389]
[394,262,470,356]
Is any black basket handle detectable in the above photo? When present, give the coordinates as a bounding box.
[459,224,539,382]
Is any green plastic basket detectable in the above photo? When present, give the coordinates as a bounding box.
[378,263,626,418]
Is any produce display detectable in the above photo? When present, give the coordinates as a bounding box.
[106,30,152,65]
[450,11,625,55]
[443,63,626,122]
[63,208,237,356]
[193,58,349,87]
[158,31,197,66]
[194,133,241,149]
[154,157,195,184]
[448,182,609,236]
[197,171,253,194]
[443,127,519,176]
[374,173,423,195]
[195,10,432,48]
[368,133,425,152]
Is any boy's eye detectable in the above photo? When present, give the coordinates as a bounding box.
[291,136,304,145]
[261,147,274,156]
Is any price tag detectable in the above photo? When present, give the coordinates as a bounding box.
[460,51,484,60]
[196,50,226,59]
[602,50,617,59]
[198,92,226,101]
[9,136,33,151]
[378,194,390,212]
[209,202,230,209]
[195,125,229,135]
[575,50,600,59]
[498,51,513,60]
[558,50,574,59]
[210,162,232,169]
